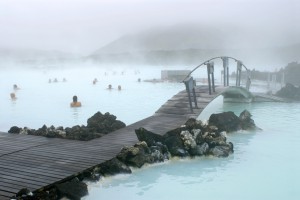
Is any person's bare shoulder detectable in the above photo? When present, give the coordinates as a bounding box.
[70,102,82,107]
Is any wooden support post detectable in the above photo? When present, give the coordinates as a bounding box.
[192,87,198,108]
[236,61,242,87]
[221,70,223,84]
[206,62,215,94]
[186,85,193,113]
[184,76,197,113]
[222,57,229,86]
[207,64,211,95]
[227,65,229,86]
[246,70,251,91]
[211,64,215,92]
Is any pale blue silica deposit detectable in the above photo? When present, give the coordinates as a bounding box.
[1,66,299,200]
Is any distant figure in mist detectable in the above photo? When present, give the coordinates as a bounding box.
[13,84,20,90]
[10,93,17,100]
[54,78,58,83]
[107,84,112,90]
[118,85,122,90]
[70,95,82,107]
[63,78,67,82]
[48,79,52,83]
[138,78,141,82]
[93,78,98,85]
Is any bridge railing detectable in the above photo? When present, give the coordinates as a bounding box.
[182,56,251,91]
[182,56,252,112]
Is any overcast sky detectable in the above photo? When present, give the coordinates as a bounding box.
[0,0,299,54]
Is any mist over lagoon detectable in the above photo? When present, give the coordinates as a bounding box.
[1,0,300,68]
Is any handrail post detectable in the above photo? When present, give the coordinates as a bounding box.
[236,60,242,87]
[207,63,211,95]
[246,70,251,91]
[184,76,197,113]
[222,57,229,86]
[192,87,198,109]
[206,62,214,94]
[227,64,229,86]
[211,64,215,92]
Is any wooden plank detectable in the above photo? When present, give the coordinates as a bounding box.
[1,154,89,169]
[0,187,18,198]
[0,181,35,193]
[156,107,202,114]
[0,165,66,181]
[0,154,97,169]
[0,156,94,173]
[0,159,73,176]
[0,191,15,199]
[0,174,48,189]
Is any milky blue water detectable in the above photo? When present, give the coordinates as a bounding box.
[85,100,300,200]
[1,65,299,200]
[0,65,184,131]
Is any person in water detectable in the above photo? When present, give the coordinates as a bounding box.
[93,78,98,85]
[108,84,112,90]
[70,95,82,107]
[118,85,122,90]
[10,93,17,100]
[13,84,20,90]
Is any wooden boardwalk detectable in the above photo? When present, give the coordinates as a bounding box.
[0,85,225,199]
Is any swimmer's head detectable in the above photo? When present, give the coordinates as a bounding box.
[73,95,78,102]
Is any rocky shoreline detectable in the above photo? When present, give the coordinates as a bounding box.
[11,110,258,200]
[276,83,300,101]
[8,111,126,141]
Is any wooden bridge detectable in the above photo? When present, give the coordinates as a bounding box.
[0,85,226,199]
[0,56,286,199]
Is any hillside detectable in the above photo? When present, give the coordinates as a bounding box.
[88,24,300,67]
[88,46,300,68]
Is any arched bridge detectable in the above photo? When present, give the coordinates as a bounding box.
[182,56,252,103]
[155,56,287,118]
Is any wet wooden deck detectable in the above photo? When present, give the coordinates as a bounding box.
[0,85,225,199]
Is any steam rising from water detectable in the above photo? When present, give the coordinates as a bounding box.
[0,0,299,58]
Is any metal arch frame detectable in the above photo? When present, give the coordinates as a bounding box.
[182,56,250,82]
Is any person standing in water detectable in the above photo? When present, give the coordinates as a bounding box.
[70,95,82,107]
[93,78,98,85]
[10,93,17,100]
